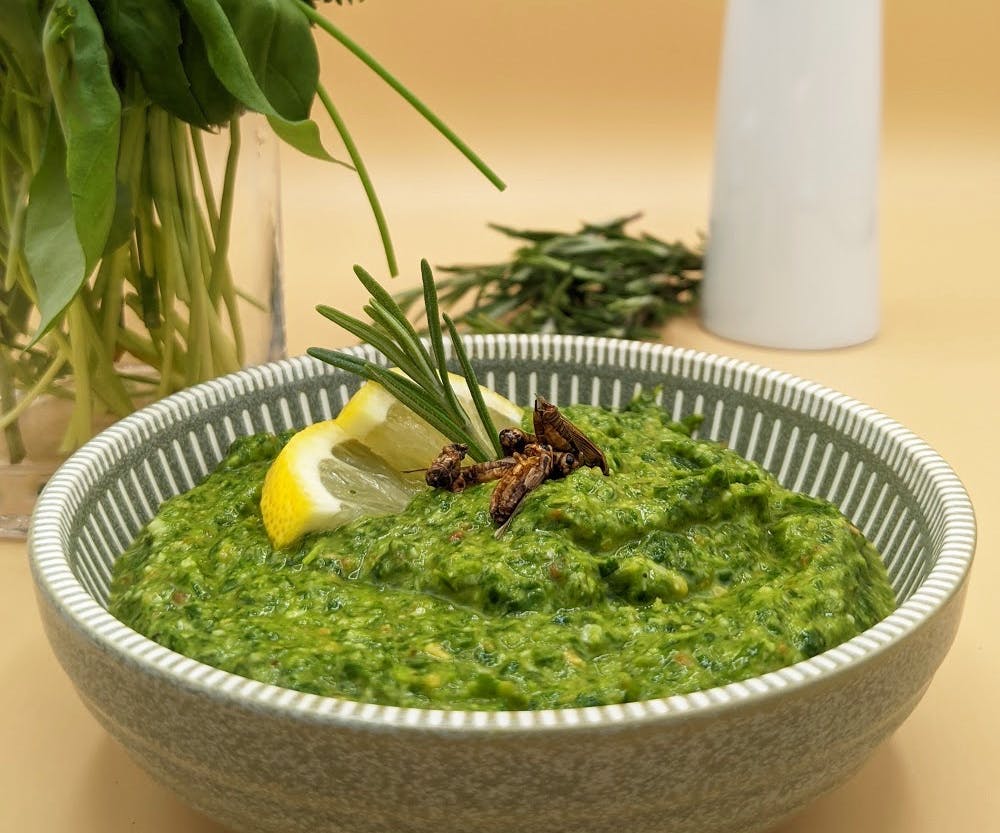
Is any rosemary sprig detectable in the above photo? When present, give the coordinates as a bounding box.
[396,215,703,340]
[307,261,502,462]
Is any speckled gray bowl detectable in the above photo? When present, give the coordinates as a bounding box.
[29,336,975,833]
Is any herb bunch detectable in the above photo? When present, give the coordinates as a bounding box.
[308,261,501,463]
[1,0,502,461]
[397,215,702,340]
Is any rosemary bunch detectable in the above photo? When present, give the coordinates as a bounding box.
[397,215,703,340]
[308,261,501,462]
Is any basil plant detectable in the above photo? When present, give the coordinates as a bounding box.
[0,0,502,461]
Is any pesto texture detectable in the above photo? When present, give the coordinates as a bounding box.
[109,400,896,710]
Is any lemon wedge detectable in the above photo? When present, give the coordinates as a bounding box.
[260,374,523,548]
[260,421,421,549]
[336,373,523,473]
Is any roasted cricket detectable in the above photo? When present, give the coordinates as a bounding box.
[424,443,469,489]
[424,397,608,534]
[489,445,578,531]
[425,443,514,493]
[500,395,609,475]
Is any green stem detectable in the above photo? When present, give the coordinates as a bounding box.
[76,287,135,417]
[118,84,147,202]
[155,109,233,384]
[0,346,26,462]
[113,327,159,366]
[0,123,31,172]
[0,39,41,107]
[2,171,30,292]
[189,122,245,367]
[190,127,220,236]
[114,371,160,386]
[208,118,244,365]
[183,245,211,384]
[172,116,239,377]
[299,3,505,191]
[0,350,67,436]
[145,120,180,395]
[98,247,126,358]
[165,116,213,383]
[64,300,93,452]
[115,327,185,389]
[12,76,46,174]
[315,83,397,276]
[129,225,160,331]
[234,286,267,312]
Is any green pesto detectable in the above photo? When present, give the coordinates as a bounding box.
[108,400,896,710]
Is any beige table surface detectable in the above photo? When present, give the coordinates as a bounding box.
[3,2,999,831]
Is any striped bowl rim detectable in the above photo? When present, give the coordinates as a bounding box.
[28,336,977,733]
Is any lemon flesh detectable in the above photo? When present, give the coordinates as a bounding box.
[336,373,523,473]
[260,421,420,549]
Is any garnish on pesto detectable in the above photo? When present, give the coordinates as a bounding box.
[424,395,609,536]
[109,398,896,711]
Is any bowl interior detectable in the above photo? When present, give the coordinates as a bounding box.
[32,336,974,719]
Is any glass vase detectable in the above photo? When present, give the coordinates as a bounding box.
[0,113,284,539]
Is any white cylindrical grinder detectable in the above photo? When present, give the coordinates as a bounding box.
[702,0,881,349]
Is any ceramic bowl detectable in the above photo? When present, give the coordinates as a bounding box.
[29,336,975,833]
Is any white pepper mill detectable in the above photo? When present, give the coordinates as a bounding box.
[702,0,882,349]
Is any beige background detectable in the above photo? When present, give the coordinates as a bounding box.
[3,0,999,830]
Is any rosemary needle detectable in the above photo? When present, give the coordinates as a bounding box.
[308,261,501,462]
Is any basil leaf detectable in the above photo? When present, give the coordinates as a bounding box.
[41,0,121,273]
[92,0,209,128]
[180,12,240,127]
[179,0,291,116]
[219,0,319,122]
[179,0,333,159]
[267,116,335,162]
[23,119,87,342]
